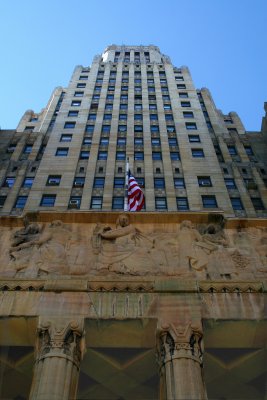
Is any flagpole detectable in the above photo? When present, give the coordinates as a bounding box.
[124,157,129,211]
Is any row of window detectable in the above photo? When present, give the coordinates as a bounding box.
[64,120,198,130]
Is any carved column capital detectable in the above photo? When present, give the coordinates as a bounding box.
[157,322,204,366]
[36,317,85,366]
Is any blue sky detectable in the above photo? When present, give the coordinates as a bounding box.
[0,0,266,131]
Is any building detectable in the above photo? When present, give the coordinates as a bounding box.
[0,45,266,399]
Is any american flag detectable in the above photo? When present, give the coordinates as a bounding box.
[128,171,145,211]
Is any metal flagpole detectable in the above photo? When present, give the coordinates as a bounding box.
[124,157,129,211]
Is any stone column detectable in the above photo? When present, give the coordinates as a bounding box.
[29,317,85,400]
[157,322,207,400]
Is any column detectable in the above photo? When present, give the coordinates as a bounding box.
[29,317,85,400]
[157,322,207,400]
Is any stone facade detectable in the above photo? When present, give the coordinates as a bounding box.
[0,45,266,399]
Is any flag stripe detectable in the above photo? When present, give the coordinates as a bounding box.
[128,172,144,211]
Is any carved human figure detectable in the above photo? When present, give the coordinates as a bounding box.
[91,214,158,274]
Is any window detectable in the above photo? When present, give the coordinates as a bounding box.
[56,147,68,156]
[3,177,15,187]
[186,122,197,130]
[177,84,186,89]
[79,75,88,80]
[105,104,113,110]
[155,197,167,210]
[92,94,100,101]
[134,114,142,120]
[134,125,143,132]
[74,91,84,97]
[152,152,162,160]
[231,197,243,210]
[181,101,191,107]
[120,94,128,101]
[103,114,112,120]
[151,138,160,146]
[121,86,128,91]
[134,104,142,111]
[164,105,172,110]
[98,151,107,160]
[64,122,76,129]
[224,178,236,189]
[175,76,184,81]
[23,145,32,154]
[60,134,72,142]
[134,152,144,160]
[161,87,168,92]
[168,138,178,146]
[85,125,94,133]
[198,176,212,187]
[117,138,126,145]
[68,110,79,117]
[0,196,7,208]
[116,151,126,160]
[192,149,204,157]
[14,196,28,209]
[251,198,265,210]
[183,111,194,118]
[93,177,105,188]
[156,168,161,174]
[77,83,86,88]
[170,152,180,160]
[120,104,128,110]
[228,145,237,156]
[91,197,103,209]
[24,126,34,132]
[7,144,16,153]
[244,146,254,156]
[100,138,109,146]
[79,167,85,173]
[177,197,189,211]
[136,177,145,187]
[166,126,175,133]
[179,92,188,98]
[88,114,97,121]
[118,125,127,132]
[94,86,102,92]
[80,151,90,159]
[150,114,158,120]
[202,195,218,208]
[148,86,155,92]
[69,196,81,209]
[149,95,156,101]
[174,178,185,188]
[151,126,159,133]
[135,138,143,145]
[107,94,114,100]
[119,114,127,121]
[112,197,124,209]
[154,178,165,188]
[188,135,200,143]
[71,100,81,106]
[47,175,61,186]
[40,194,56,207]
[108,86,115,91]
[165,114,174,121]
[114,178,125,188]
[162,95,170,101]
[149,104,157,110]
[83,137,92,145]
[102,125,111,133]
[73,177,85,188]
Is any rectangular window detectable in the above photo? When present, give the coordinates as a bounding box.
[112,197,124,209]
[68,110,79,117]
[100,138,109,146]
[24,126,34,132]
[183,111,194,118]
[174,178,185,188]
[135,138,143,145]
[107,94,114,100]
[79,75,88,80]
[198,176,212,187]
[244,146,254,156]
[73,177,85,188]
[22,177,34,188]
[163,105,172,110]
[165,114,174,121]
[60,134,72,142]
[116,151,126,160]
[192,149,204,158]
[40,194,56,207]
[170,152,180,160]
[71,100,81,106]
[231,197,243,210]
[103,114,112,120]
[175,76,184,81]
[154,178,165,188]
[98,151,108,160]
[118,125,127,132]
[85,125,94,133]
[77,83,86,88]
[80,151,90,159]
[14,195,28,209]
[47,175,61,186]
[117,138,126,145]
[23,145,33,154]
[64,122,76,129]
[101,125,111,133]
[251,197,265,210]
[74,91,84,97]
[134,152,144,160]
[56,148,69,156]
[3,177,15,187]
[105,104,113,110]
[0,196,7,208]
[177,197,189,211]
[167,126,175,133]
[155,197,167,210]
[224,178,236,189]
[181,101,191,107]
[134,104,142,111]
[69,196,81,209]
[93,177,105,188]
[94,86,102,92]
[151,126,159,133]
[134,114,142,120]
[188,135,200,143]
[168,138,178,146]
[120,95,128,101]
[134,125,143,132]
[108,86,115,91]
[202,195,218,208]
[186,122,197,130]
[177,84,186,89]
[114,178,125,188]
[152,152,162,160]
[151,138,160,146]
[88,114,97,121]
[228,145,237,156]
[179,92,188,98]
[91,197,103,209]
[120,104,128,110]
[119,114,127,120]
[162,95,170,101]
[150,114,158,120]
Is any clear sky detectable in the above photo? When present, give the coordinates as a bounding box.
[0,0,266,131]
